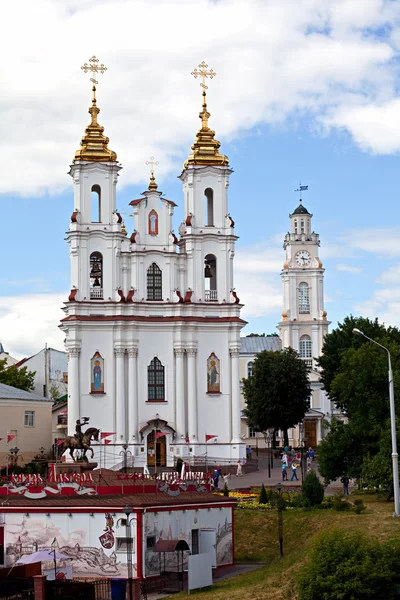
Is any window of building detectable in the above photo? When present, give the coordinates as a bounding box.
[204,254,217,301]
[298,282,310,314]
[24,411,35,427]
[299,335,312,358]
[294,219,298,234]
[115,537,136,553]
[147,536,156,550]
[147,263,162,301]
[300,219,305,234]
[91,185,101,222]
[204,188,214,226]
[191,529,199,555]
[249,428,259,438]
[90,252,103,299]
[247,361,254,378]
[148,357,165,401]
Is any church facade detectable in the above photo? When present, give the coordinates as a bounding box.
[61,82,246,468]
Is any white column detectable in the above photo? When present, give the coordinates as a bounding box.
[312,325,319,367]
[230,348,241,443]
[311,277,319,319]
[67,347,80,436]
[115,347,126,442]
[128,348,138,441]
[174,348,186,437]
[317,418,322,442]
[187,347,197,441]
[292,326,300,352]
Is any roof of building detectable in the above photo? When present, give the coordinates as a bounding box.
[240,336,282,354]
[292,203,310,215]
[0,382,52,402]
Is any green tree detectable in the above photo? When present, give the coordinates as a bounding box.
[298,529,400,599]
[0,359,35,391]
[302,471,324,506]
[243,348,311,446]
[259,483,268,504]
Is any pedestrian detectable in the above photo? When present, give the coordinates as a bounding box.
[281,464,287,481]
[236,460,242,477]
[309,447,315,461]
[282,452,288,467]
[213,465,222,489]
[341,474,350,495]
[290,463,299,481]
[246,445,251,460]
[248,446,253,460]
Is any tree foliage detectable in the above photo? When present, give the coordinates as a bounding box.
[0,359,35,392]
[302,471,324,506]
[298,529,400,599]
[243,348,311,445]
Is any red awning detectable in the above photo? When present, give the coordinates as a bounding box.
[153,540,190,553]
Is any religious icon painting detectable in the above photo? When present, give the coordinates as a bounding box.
[207,352,220,393]
[91,351,105,394]
[148,209,158,236]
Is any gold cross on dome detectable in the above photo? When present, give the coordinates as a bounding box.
[146,156,159,176]
[81,55,107,85]
[191,61,216,90]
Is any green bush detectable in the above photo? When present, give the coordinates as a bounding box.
[332,491,352,511]
[223,482,229,497]
[259,483,268,504]
[298,529,400,599]
[301,471,324,506]
[353,498,367,514]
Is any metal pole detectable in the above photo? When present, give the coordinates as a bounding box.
[388,355,400,517]
[53,548,57,580]
[125,519,133,600]
[268,436,271,479]
[276,484,283,556]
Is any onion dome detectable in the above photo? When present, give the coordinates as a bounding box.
[74,86,117,162]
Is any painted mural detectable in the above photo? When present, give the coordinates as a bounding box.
[207,353,220,393]
[5,512,136,578]
[91,351,104,394]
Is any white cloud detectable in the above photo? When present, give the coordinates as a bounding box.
[0,294,66,359]
[339,228,400,257]
[1,0,400,195]
[336,264,362,273]
[378,264,400,284]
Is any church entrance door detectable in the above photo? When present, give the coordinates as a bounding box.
[147,431,166,467]
[304,419,317,449]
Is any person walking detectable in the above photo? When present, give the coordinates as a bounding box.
[281,463,287,481]
[290,462,299,481]
[213,465,222,489]
[236,460,242,477]
[309,447,315,461]
[341,474,350,495]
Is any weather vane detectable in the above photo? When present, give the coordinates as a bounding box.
[191,61,216,90]
[81,55,107,86]
[294,182,308,201]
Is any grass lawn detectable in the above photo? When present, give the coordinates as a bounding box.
[166,496,400,600]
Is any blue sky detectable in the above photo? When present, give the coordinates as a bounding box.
[1,0,400,357]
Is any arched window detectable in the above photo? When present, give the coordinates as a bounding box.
[294,219,298,234]
[148,357,165,401]
[204,188,214,227]
[204,253,217,302]
[148,209,158,235]
[147,263,162,300]
[300,219,305,234]
[91,185,101,222]
[298,282,310,314]
[247,361,254,378]
[90,252,103,299]
[299,335,312,359]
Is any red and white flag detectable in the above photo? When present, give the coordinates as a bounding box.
[104,439,112,445]
[205,434,217,442]
[7,434,16,443]
[155,432,166,440]
[100,432,116,440]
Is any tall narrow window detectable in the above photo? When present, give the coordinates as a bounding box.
[247,361,254,378]
[91,185,101,222]
[299,335,312,359]
[300,219,305,234]
[294,220,298,234]
[204,254,217,302]
[147,357,165,401]
[90,252,103,299]
[147,263,162,300]
[298,282,310,313]
[204,188,214,226]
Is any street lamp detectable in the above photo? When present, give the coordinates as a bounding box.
[353,328,400,517]
[120,444,132,473]
[117,505,137,600]
[265,429,274,478]
[276,482,283,557]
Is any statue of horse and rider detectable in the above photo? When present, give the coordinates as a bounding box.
[58,417,100,461]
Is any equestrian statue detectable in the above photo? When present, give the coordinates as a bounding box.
[59,417,100,461]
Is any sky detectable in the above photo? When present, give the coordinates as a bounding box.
[2,0,400,358]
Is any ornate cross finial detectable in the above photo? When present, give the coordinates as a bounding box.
[191,61,216,90]
[81,55,108,86]
[146,156,159,191]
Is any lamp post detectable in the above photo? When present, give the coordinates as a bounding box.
[120,443,132,473]
[353,328,400,517]
[50,538,58,580]
[117,505,137,600]
[299,422,305,482]
[276,482,283,557]
[265,430,272,478]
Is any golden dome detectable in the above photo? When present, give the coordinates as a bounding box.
[121,220,127,236]
[184,91,229,168]
[148,172,158,191]
[74,86,117,163]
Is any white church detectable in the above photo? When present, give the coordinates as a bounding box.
[61,79,246,468]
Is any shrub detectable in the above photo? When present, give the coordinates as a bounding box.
[223,482,229,497]
[298,529,400,600]
[259,483,268,504]
[301,471,324,505]
[353,498,367,514]
[332,491,352,511]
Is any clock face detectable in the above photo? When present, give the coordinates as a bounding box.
[295,250,311,267]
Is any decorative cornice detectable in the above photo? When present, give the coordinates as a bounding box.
[186,347,197,356]
[127,348,138,358]
[174,348,185,357]
[114,347,126,357]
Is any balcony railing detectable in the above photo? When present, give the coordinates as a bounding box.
[303,358,313,368]
[205,290,218,302]
[57,415,68,426]
[90,287,103,299]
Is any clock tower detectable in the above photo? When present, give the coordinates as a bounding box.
[278,198,331,446]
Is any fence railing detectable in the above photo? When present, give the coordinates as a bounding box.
[204,290,218,302]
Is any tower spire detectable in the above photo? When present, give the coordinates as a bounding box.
[146,156,159,191]
[184,61,229,168]
[74,55,117,163]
